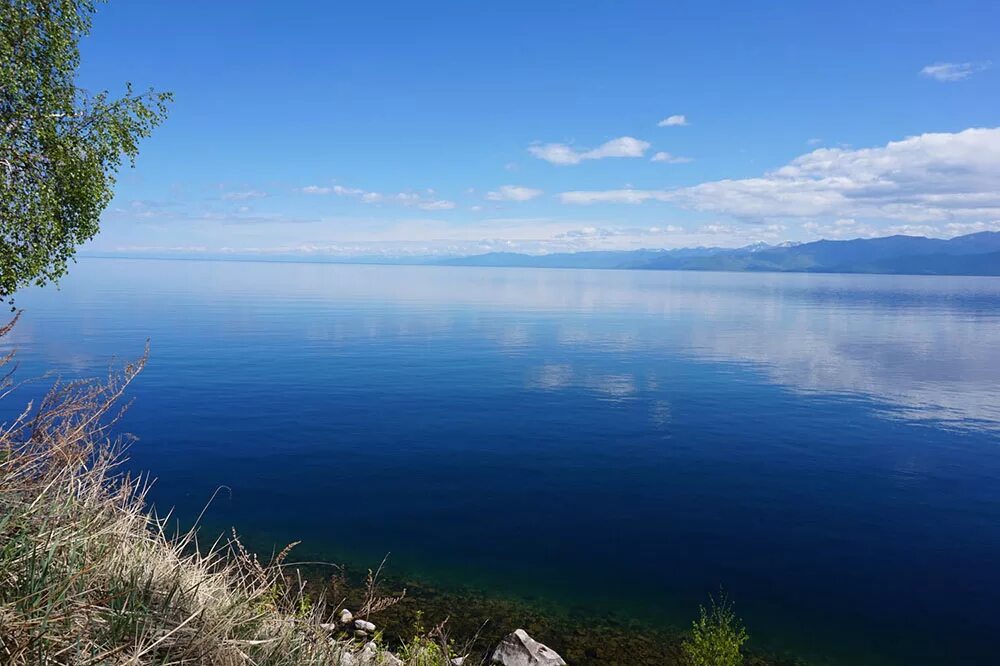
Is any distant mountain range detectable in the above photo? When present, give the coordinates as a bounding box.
[436,232,1000,276]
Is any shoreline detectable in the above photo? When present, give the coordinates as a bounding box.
[308,563,811,666]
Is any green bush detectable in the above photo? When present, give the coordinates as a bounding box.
[682,592,749,666]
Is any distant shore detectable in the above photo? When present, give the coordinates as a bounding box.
[81,230,1000,277]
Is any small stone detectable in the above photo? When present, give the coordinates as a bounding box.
[354,619,376,633]
[354,629,369,640]
[320,622,338,632]
[357,641,403,666]
[339,608,354,625]
[451,657,468,666]
[490,629,566,666]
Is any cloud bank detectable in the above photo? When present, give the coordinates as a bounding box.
[562,127,1000,225]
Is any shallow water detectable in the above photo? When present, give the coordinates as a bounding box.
[5,258,1000,665]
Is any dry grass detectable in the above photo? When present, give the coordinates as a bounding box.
[0,318,452,666]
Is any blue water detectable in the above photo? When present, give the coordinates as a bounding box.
[4,258,1000,665]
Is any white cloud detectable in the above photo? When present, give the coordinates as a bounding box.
[528,143,580,165]
[334,185,367,196]
[417,199,456,211]
[393,192,419,204]
[528,136,651,165]
[554,224,684,239]
[486,185,544,201]
[222,190,267,200]
[675,127,1000,221]
[109,245,211,253]
[920,61,991,82]
[561,127,1000,225]
[658,114,688,127]
[300,183,456,210]
[560,189,672,205]
[584,136,651,159]
[798,218,982,240]
[390,191,455,210]
[941,220,1000,235]
[650,151,693,164]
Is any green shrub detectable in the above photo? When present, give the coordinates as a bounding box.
[396,610,453,666]
[682,592,749,666]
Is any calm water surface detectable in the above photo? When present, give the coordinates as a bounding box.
[5,258,1000,665]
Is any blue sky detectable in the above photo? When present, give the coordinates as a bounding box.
[80,0,1000,257]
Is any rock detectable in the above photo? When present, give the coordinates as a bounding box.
[339,608,354,625]
[336,652,359,666]
[320,622,338,633]
[451,656,468,666]
[354,619,377,633]
[359,641,403,666]
[380,652,404,666]
[327,644,360,666]
[354,629,369,640]
[328,639,405,666]
[490,629,566,666]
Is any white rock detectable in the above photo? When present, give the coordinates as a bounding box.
[339,608,354,625]
[354,619,377,633]
[490,629,566,666]
[358,641,403,666]
[451,656,468,666]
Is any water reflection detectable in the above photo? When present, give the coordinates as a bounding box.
[9,259,1000,431]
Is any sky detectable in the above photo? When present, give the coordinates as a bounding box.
[79,0,1000,258]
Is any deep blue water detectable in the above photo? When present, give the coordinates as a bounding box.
[4,258,1000,665]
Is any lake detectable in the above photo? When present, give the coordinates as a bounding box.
[4,258,1000,665]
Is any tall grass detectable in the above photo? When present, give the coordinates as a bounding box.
[0,319,447,665]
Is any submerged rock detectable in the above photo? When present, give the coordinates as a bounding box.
[490,629,567,666]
